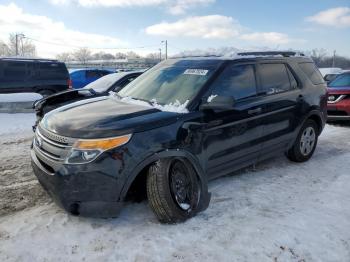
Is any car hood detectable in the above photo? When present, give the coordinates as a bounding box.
[40,96,179,138]
[35,89,95,106]
[327,87,350,94]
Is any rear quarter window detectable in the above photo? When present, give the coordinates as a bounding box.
[299,62,324,85]
[39,63,68,80]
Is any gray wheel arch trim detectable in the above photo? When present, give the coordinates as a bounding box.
[288,109,325,150]
[119,149,211,213]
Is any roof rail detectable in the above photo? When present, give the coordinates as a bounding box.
[172,54,223,59]
[0,57,59,62]
[237,51,304,57]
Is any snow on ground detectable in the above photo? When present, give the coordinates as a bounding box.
[0,115,350,262]
[0,93,42,103]
[0,113,36,136]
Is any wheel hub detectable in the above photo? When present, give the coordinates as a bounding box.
[300,126,316,156]
[169,161,196,211]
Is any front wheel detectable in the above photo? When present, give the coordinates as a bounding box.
[146,158,201,224]
[287,119,319,162]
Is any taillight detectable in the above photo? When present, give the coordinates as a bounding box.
[68,79,73,89]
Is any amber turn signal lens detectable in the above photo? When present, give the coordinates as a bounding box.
[73,134,132,151]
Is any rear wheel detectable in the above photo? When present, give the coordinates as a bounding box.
[287,119,318,162]
[146,158,201,224]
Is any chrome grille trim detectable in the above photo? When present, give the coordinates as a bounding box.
[34,126,77,165]
[36,128,71,149]
[38,125,75,145]
[33,141,64,162]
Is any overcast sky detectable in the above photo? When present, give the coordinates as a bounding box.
[0,0,349,58]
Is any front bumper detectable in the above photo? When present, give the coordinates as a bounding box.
[31,149,123,217]
[327,98,350,121]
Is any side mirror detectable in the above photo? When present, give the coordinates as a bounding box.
[200,96,235,111]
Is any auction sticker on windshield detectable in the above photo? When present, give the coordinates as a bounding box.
[184,69,209,76]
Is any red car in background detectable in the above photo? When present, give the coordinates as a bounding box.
[327,72,350,121]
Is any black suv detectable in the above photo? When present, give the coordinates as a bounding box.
[0,58,70,96]
[31,52,327,223]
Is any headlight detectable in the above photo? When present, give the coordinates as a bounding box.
[65,134,132,164]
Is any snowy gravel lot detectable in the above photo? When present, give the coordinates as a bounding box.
[0,113,349,262]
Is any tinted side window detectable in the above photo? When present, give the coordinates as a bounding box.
[299,62,324,85]
[118,76,138,89]
[210,64,257,100]
[101,70,111,76]
[39,63,67,80]
[259,63,292,95]
[86,70,100,78]
[3,62,27,80]
[329,74,350,87]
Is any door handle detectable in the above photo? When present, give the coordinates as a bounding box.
[248,108,262,115]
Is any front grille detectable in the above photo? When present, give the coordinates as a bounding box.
[33,126,76,163]
[38,126,70,145]
[37,157,55,173]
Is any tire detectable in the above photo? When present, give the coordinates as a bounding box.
[146,158,201,224]
[287,119,319,162]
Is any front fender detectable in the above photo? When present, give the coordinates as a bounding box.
[119,149,211,213]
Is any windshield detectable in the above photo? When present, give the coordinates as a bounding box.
[118,60,222,105]
[83,73,123,93]
[328,73,350,88]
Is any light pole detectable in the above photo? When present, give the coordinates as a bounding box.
[15,33,25,56]
[161,40,167,60]
[159,48,162,62]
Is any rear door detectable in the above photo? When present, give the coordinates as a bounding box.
[256,62,302,160]
[201,62,266,179]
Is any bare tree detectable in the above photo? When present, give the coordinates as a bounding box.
[310,48,328,65]
[56,52,72,62]
[0,40,10,56]
[73,47,92,64]
[115,52,127,59]
[6,34,36,57]
[146,52,159,59]
[126,51,140,59]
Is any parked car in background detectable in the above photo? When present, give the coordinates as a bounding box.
[327,72,350,121]
[31,51,327,223]
[319,67,343,84]
[69,69,113,89]
[33,71,142,129]
[0,57,70,96]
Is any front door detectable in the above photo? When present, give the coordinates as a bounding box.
[200,62,266,179]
